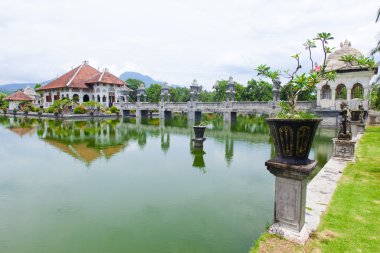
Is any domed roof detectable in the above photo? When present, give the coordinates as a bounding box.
[325,40,363,71]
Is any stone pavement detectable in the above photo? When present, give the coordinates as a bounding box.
[305,158,347,232]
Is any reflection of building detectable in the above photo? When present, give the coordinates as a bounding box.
[37,120,131,164]
[38,61,129,108]
[316,40,375,110]
[44,139,125,164]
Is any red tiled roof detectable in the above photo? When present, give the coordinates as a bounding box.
[86,70,125,86]
[38,63,100,91]
[4,91,33,101]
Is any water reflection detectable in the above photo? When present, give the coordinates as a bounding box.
[190,140,207,173]
[0,115,335,174]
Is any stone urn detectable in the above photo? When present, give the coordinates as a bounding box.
[192,126,206,148]
[266,118,322,165]
[193,126,206,139]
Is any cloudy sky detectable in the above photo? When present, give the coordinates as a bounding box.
[0,0,378,89]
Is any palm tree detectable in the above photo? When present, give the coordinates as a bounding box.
[371,8,380,55]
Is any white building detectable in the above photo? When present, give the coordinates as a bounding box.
[38,61,129,108]
[23,85,42,106]
[316,40,376,110]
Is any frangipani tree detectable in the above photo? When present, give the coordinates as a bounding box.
[256,32,376,118]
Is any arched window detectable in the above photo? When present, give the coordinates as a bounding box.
[351,83,364,99]
[321,85,331,99]
[102,95,106,102]
[72,94,79,103]
[83,94,90,102]
[97,95,100,102]
[336,84,347,100]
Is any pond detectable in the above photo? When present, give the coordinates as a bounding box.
[0,115,336,253]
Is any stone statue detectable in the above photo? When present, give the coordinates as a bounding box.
[272,77,281,103]
[359,104,365,123]
[272,77,281,91]
[338,102,352,140]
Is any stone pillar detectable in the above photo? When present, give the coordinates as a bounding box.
[316,88,321,108]
[333,138,356,161]
[137,94,141,103]
[224,110,231,122]
[265,160,317,244]
[331,88,336,101]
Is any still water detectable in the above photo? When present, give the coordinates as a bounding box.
[0,115,335,253]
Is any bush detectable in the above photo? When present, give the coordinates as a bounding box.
[73,105,86,114]
[109,106,119,113]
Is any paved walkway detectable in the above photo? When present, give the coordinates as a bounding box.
[305,158,347,232]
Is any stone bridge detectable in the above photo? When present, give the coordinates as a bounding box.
[114,101,315,122]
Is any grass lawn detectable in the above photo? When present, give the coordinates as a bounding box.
[251,126,380,253]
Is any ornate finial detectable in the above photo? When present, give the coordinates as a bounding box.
[228,76,234,84]
[139,83,145,89]
[192,79,198,86]
[343,39,351,47]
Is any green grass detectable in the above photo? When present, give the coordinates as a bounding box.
[251,126,380,253]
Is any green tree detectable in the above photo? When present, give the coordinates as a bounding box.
[126,78,144,102]
[0,93,9,108]
[371,8,380,55]
[280,83,316,101]
[234,83,246,101]
[245,79,273,101]
[170,87,190,102]
[199,90,215,102]
[34,83,42,89]
[146,84,162,102]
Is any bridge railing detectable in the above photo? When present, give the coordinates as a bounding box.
[195,102,224,111]
[165,102,188,111]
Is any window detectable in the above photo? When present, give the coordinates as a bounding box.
[351,83,364,99]
[321,85,331,99]
[336,84,347,100]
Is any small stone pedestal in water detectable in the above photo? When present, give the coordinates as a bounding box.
[192,126,206,148]
[265,159,317,244]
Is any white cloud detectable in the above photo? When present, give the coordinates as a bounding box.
[0,0,378,89]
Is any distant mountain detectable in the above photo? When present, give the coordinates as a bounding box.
[0,80,50,93]
[119,72,164,87]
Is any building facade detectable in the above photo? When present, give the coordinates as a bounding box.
[316,40,375,110]
[38,61,129,108]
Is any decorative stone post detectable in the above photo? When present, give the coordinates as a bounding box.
[225,76,235,102]
[333,102,356,161]
[190,79,201,102]
[272,77,281,108]
[137,83,146,103]
[120,84,130,103]
[161,82,170,103]
[266,160,317,243]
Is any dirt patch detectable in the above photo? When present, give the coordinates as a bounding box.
[257,236,304,253]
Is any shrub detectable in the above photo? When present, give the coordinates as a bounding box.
[109,106,119,113]
[73,105,86,114]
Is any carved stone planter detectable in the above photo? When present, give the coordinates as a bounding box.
[192,126,206,148]
[266,118,322,165]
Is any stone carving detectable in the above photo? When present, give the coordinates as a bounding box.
[279,126,293,157]
[359,103,365,123]
[296,126,311,157]
[338,102,352,140]
[272,77,281,91]
[226,77,235,102]
[272,77,281,103]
